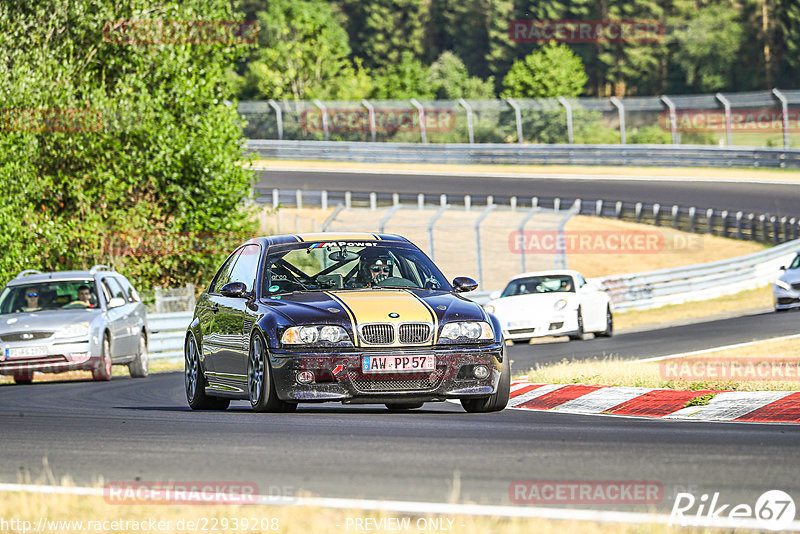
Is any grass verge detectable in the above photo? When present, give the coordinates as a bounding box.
[523,336,800,392]
[0,482,716,534]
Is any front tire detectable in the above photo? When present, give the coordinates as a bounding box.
[461,355,511,413]
[596,306,614,338]
[185,334,229,410]
[128,334,149,378]
[248,332,295,413]
[92,336,113,381]
[568,308,584,341]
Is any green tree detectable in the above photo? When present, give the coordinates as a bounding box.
[428,52,495,99]
[238,0,370,100]
[501,43,587,98]
[668,3,744,92]
[0,0,256,289]
[370,51,435,99]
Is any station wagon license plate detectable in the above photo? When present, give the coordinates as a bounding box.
[5,346,47,359]
[362,355,435,373]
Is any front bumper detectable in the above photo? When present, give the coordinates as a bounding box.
[0,339,98,376]
[268,344,503,403]
[773,286,800,310]
[500,312,578,340]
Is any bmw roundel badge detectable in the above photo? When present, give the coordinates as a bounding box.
[388,312,400,318]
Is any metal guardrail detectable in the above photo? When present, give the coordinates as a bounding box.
[258,188,800,244]
[593,238,800,311]
[246,140,800,169]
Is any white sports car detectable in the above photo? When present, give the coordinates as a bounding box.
[483,270,613,343]
[774,253,800,311]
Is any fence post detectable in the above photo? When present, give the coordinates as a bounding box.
[321,190,328,211]
[772,89,790,150]
[574,198,582,213]
[511,196,518,211]
[660,95,678,145]
[595,199,603,216]
[715,93,733,146]
[736,211,743,239]
[272,188,279,209]
[295,189,303,209]
[154,286,163,314]
[635,202,642,223]
[185,283,196,311]
[409,98,427,143]
[689,206,696,233]
[427,205,448,261]
[653,203,661,226]
[417,193,425,210]
[616,201,623,219]
[748,213,755,240]
[518,206,540,273]
[487,195,494,206]
[474,205,497,289]
[557,96,574,144]
[610,96,626,144]
[345,191,352,209]
[721,210,729,237]
[672,205,679,228]
[706,208,714,234]
[771,216,779,243]
[440,194,447,207]
[781,216,789,242]
[791,217,798,240]
[554,198,561,212]
[532,196,539,208]
[759,214,767,241]
[268,99,283,140]
[464,195,471,211]
[369,192,377,211]
[458,98,474,144]
[505,97,524,144]
[312,99,330,141]
[361,99,377,142]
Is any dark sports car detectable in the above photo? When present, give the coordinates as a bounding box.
[185,233,510,413]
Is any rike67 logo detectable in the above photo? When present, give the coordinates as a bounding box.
[670,490,796,531]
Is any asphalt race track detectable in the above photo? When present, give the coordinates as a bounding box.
[3,309,800,515]
[508,309,800,372]
[256,169,800,217]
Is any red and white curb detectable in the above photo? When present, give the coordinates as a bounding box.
[509,381,800,423]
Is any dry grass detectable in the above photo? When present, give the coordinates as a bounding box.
[523,336,800,392]
[248,159,800,182]
[0,359,181,386]
[0,481,720,534]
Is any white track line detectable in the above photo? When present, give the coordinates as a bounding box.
[3,483,800,530]
[629,333,800,364]
[664,391,796,421]
[252,165,800,186]
[553,386,653,415]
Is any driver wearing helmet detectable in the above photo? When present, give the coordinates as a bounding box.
[358,251,394,287]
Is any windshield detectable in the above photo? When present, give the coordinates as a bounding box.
[262,241,449,294]
[0,280,99,315]
[790,255,800,270]
[501,275,575,297]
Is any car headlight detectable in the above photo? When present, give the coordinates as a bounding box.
[439,321,493,342]
[775,280,792,291]
[281,325,351,346]
[55,322,90,339]
[483,304,495,314]
[554,299,568,311]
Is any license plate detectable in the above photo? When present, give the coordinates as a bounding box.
[6,346,48,359]
[362,355,435,373]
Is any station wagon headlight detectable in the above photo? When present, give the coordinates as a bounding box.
[483,304,495,314]
[440,321,493,342]
[56,322,90,339]
[281,325,350,346]
[554,299,568,311]
[775,280,792,291]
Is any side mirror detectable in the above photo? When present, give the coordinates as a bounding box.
[220,281,249,298]
[780,266,786,271]
[107,297,126,309]
[452,276,478,293]
[490,290,501,300]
